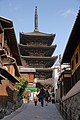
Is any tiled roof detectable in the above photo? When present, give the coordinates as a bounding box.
[0,16,22,65]
[21,31,55,37]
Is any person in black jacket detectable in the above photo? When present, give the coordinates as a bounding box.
[38,88,45,107]
[51,92,55,103]
[45,89,50,106]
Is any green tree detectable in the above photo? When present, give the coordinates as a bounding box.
[16,77,28,96]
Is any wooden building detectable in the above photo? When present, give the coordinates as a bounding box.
[59,11,80,119]
[58,10,80,100]
[57,69,71,99]
[19,67,36,87]
[0,17,22,108]
[19,6,57,85]
[61,10,80,88]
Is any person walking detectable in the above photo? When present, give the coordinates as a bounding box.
[34,90,39,106]
[34,94,38,106]
[45,89,50,106]
[38,87,45,107]
[51,92,55,103]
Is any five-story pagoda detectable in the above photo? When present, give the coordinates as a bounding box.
[19,6,57,83]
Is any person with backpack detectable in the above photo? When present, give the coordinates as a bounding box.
[38,87,45,107]
[45,89,50,106]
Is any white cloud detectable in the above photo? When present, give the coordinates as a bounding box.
[8,2,20,11]
[61,9,76,16]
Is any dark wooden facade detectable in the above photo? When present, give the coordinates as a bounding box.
[0,16,22,108]
[19,6,57,81]
[62,10,80,88]
[58,70,71,99]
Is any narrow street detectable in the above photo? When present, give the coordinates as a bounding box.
[2,102,64,120]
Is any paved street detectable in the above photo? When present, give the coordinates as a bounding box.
[2,102,64,120]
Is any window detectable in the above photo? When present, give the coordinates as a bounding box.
[76,52,78,64]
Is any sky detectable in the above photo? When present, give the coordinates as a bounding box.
[0,0,80,63]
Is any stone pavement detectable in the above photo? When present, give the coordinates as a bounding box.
[1,102,64,120]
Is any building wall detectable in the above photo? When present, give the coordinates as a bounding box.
[6,65,15,76]
[0,21,20,110]
[56,87,60,102]
[71,43,80,87]
[71,43,80,75]
[0,80,8,96]
[63,92,80,120]
[52,67,59,90]
[0,80,8,108]
[61,79,80,120]
[52,67,60,101]
[20,73,34,83]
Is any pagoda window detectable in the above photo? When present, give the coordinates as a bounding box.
[35,63,39,68]
[29,50,34,56]
[35,61,39,68]
[39,61,45,68]
[35,53,39,56]
[35,42,38,45]
[40,53,44,57]
[34,50,39,56]
[30,53,33,56]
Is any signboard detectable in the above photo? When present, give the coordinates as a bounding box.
[25,87,39,91]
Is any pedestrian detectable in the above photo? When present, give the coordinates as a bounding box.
[51,92,55,103]
[34,94,38,106]
[45,89,50,106]
[38,87,45,107]
[34,90,39,106]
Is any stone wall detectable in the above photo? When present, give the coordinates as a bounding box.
[62,80,80,120]
[63,92,80,120]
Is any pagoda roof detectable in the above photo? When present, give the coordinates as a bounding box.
[0,16,22,66]
[19,44,56,56]
[21,55,58,67]
[0,16,13,28]
[19,44,56,49]
[62,10,80,63]
[20,32,55,46]
[20,31,55,37]
[21,55,57,60]
[19,44,57,56]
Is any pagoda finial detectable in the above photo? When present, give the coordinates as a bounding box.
[34,6,38,32]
